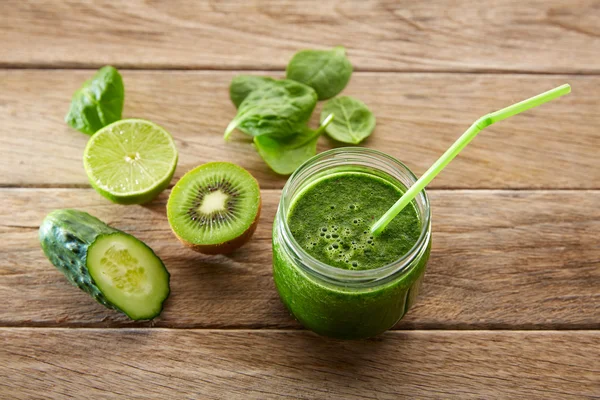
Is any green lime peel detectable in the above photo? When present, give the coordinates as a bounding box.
[371,84,571,236]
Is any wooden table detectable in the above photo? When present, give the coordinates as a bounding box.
[1,1,599,398]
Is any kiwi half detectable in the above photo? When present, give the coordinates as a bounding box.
[167,162,261,254]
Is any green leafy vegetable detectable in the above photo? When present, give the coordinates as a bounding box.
[65,66,124,135]
[224,79,317,140]
[254,114,334,175]
[286,46,352,100]
[320,96,375,144]
[229,75,276,108]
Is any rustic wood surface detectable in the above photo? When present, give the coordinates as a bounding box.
[2,329,598,399]
[1,0,599,398]
[2,0,600,73]
[2,70,597,189]
[1,188,599,329]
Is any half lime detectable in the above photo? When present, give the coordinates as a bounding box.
[84,119,178,204]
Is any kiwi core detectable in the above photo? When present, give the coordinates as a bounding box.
[199,190,229,214]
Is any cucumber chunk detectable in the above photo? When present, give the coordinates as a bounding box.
[39,209,170,320]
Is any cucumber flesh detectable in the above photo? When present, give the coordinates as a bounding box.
[87,233,170,320]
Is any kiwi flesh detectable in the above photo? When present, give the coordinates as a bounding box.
[167,162,261,254]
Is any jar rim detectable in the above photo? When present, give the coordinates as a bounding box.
[278,147,431,284]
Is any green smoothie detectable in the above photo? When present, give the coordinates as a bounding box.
[288,172,421,271]
[273,168,431,339]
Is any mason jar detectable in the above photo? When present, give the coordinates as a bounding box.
[272,148,432,339]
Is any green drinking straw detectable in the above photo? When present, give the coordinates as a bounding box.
[371,84,571,236]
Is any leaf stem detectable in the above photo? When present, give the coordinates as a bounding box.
[314,113,334,138]
[224,118,239,141]
[295,114,335,148]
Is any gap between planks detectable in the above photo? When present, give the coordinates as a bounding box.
[0,323,598,331]
[3,66,600,75]
[0,327,598,333]
[2,186,600,192]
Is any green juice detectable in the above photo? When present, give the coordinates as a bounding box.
[288,173,421,271]
[273,169,431,339]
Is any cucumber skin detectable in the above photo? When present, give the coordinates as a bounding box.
[39,209,169,319]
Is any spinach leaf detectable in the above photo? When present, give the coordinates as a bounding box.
[224,79,317,140]
[320,96,375,144]
[65,66,124,135]
[254,114,334,175]
[229,75,275,108]
[286,46,352,100]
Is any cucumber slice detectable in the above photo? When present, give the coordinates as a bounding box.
[39,209,170,320]
[87,233,170,320]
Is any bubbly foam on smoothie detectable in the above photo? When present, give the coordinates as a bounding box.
[288,172,421,270]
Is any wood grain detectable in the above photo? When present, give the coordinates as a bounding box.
[1,70,597,189]
[1,188,598,329]
[1,0,599,73]
[1,328,598,399]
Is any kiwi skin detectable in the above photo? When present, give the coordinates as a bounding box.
[174,196,261,255]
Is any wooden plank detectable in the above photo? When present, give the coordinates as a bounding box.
[1,0,599,73]
[1,70,597,189]
[1,328,598,399]
[1,188,598,329]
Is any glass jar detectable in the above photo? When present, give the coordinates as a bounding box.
[272,148,432,339]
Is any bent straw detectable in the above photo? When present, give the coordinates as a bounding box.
[371,84,571,236]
